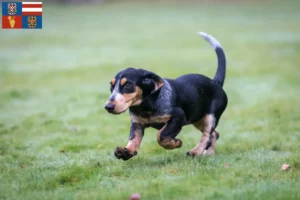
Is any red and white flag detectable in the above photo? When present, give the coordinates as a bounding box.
[22,2,42,16]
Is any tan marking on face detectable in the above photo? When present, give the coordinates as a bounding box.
[112,86,143,113]
[156,124,182,149]
[120,78,127,86]
[130,114,171,125]
[111,78,116,85]
[123,86,142,105]
[188,114,216,156]
[126,128,143,153]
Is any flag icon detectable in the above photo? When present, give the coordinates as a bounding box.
[2,2,42,29]
[22,15,42,29]
[2,15,22,29]
[22,2,42,16]
[2,2,22,16]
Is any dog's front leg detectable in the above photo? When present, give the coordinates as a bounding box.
[114,123,145,161]
[157,108,185,149]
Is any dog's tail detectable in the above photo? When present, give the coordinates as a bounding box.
[199,32,226,87]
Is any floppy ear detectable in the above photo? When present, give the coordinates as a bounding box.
[139,70,164,95]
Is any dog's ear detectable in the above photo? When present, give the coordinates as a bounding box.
[139,69,164,95]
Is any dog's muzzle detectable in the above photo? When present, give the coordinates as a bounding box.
[104,103,115,113]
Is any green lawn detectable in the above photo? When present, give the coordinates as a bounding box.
[1,1,300,199]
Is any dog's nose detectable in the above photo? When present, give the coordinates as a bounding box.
[105,103,115,113]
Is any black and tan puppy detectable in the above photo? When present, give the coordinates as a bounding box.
[104,32,227,161]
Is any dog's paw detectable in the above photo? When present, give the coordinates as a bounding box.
[204,148,215,156]
[114,146,137,161]
[186,151,195,157]
[174,138,183,148]
[186,150,202,157]
[158,138,183,149]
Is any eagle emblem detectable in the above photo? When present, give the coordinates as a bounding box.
[7,3,17,15]
[28,16,37,28]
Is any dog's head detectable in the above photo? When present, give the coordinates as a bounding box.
[104,68,164,114]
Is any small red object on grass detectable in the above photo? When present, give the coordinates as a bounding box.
[224,164,231,168]
[129,193,141,200]
[281,164,290,171]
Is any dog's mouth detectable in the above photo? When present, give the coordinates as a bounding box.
[104,100,132,114]
[109,110,126,115]
[105,107,127,115]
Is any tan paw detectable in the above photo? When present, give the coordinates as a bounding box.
[186,149,204,157]
[114,146,137,161]
[158,138,182,149]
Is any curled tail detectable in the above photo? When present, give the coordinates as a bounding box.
[199,32,226,87]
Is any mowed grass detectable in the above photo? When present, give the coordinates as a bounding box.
[1,1,300,199]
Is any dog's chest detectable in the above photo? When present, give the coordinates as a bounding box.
[131,114,171,126]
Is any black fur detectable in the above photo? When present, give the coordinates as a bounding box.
[105,32,228,160]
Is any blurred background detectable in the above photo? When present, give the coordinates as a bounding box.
[1,0,299,125]
[0,0,299,199]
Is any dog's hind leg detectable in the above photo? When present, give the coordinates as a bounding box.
[187,114,216,156]
[204,129,219,155]
[187,95,226,157]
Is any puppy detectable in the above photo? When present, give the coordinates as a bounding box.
[105,32,227,161]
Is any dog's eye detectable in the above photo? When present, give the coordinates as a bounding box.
[124,83,132,88]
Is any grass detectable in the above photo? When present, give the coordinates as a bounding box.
[1,0,300,199]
